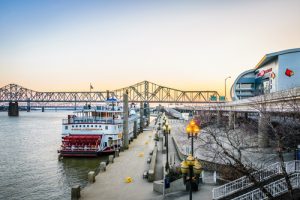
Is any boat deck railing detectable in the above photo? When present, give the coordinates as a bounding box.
[62,117,123,124]
[61,146,99,151]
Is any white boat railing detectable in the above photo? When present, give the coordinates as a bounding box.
[62,117,123,124]
[212,160,300,199]
[232,173,300,200]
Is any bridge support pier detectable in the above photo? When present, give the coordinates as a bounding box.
[26,99,30,112]
[216,111,222,127]
[8,101,19,116]
[258,113,269,148]
[228,111,235,130]
[140,102,144,133]
[122,91,129,149]
[244,112,248,120]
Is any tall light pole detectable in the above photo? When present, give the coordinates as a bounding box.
[225,76,231,101]
[163,122,171,171]
[186,119,200,156]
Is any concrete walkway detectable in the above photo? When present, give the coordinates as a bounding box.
[81,123,160,200]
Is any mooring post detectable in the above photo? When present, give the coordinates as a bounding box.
[108,155,114,164]
[88,171,95,183]
[99,162,106,172]
[71,185,81,200]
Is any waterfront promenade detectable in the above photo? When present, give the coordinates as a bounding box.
[81,122,160,200]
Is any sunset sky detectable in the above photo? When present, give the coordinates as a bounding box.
[1,0,300,95]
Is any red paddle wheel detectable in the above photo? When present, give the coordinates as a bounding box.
[60,135,101,157]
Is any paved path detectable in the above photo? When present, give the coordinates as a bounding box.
[81,123,160,200]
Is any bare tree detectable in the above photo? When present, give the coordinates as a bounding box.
[193,88,300,199]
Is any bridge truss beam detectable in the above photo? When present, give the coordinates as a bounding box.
[0,81,220,103]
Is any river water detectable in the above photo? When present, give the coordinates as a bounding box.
[0,111,106,200]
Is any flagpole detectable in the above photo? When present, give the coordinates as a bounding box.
[90,83,92,108]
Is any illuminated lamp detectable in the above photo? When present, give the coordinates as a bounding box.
[271,72,276,79]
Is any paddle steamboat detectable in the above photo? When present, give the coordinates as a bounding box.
[58,98,139,157]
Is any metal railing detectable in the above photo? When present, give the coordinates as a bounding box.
[232,173,300,200]
[62,117,123,125]
[212,160,300,199]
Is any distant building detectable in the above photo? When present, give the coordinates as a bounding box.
[231,48,300,100]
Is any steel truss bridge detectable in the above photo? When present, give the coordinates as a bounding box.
[0,81,220,104]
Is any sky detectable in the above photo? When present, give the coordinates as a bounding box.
[1,0,300,95]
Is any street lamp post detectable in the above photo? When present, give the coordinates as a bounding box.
[181,155,202,200]
[162,116,167,147]
[225,76,231,101]
[163,122,171,171]
[186,119,200,156]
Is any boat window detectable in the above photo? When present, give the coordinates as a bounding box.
[87,125,89,127]
[91,125,93,127]
[76,125,78,128]
[72,125,74,128]
[95,125,97,127]
[65,126,68,130]
[104,142,107,147]
[105,126,108,130]
[79,125,81,127]
[83,125,85,127]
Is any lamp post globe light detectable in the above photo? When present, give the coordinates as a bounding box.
[186,119,200,156]
[163,122,171,171]
[181,119,202,200]
[181,154,202,200]
[162,116,167,147]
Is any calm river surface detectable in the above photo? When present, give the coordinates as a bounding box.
[0,111,106,200]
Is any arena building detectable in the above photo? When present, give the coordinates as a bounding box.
[231,48,300,100]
